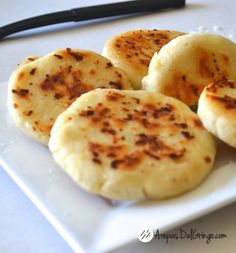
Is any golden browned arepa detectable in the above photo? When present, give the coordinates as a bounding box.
[49,89,216,200]
[143,33,236,106]
[198,79,236,148]
[8,49,132,145]
[102,29,184,89]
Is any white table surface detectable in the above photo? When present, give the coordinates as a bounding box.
[0,0,236,252]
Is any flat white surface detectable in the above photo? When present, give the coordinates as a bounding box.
[1,0,236,252]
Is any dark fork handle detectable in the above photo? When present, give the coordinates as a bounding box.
[0,0,185,39]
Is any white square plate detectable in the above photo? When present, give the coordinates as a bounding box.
[1,81,236,253]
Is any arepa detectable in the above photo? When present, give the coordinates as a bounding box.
[198,79,236,148]
[8,49,132,144]
[102,29,184,89]
[143,33,236,106]
[49,89,216,200]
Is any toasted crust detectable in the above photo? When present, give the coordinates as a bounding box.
[8,49,132,144]
[198,79,236,147]
[143,33,236,106]
[102,29,184,89]
[49,89,216,200]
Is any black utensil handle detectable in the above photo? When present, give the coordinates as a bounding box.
[72,0,185,21]
[0,0,185,39]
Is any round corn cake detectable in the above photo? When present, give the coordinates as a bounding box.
[8,48,132,145]
[49,89,216,200]
[198,79,236,148]
[143,33,236,106]
[102,29,184,89]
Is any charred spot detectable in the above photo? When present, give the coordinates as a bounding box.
[13,103,18,109]
[143,150,160,160]
[81,105,111,123]
[27,57,37,62]
[139,58,149,66]
[222,54,229,64]
[27,110,33,116]
[89,69,96,75]
[175,122,188,129]
[101,127,116,135]
[89,142,103,153]
[115,43,121,48]
[115,72,122,78]
[54,54,63,59]
[102,121,110,127]
[70,83,93,100]
[106,62,113,68]
[122,107,129,112]
[92,151,99,157]
[136,134,162,150]
[125,40,135,45]
[23,110,33,116]
[141,118,149,128]
[168,152,184,160]
[41,72,93,100]
[154,39,161,44]
[29,68,37,75]
[92,158,102,165]
[99,107,110,115]
[155,33,169,39]
[169,115,176,121]
[106,92,125,101]
[54,93,63,99]
[206,79,235,93]
[12,89,29,97]
[131,97,140,104]
[139,110,148,116]
[89,142,125,165]
[204,156,212,163]
[67,65,73,73]
[123,114,133,121]
[41,75,58,90]
[110,160,122,169]
[208,94,236,109]
[110,152,142,169]
[152,110,160,118]
[181,131,194,139]
[152,104,174,118]
[148,32,155,37]
[109,81,123,89]
[107,152,117,158]
[79,110,94,117]
[226,80,235,88]
[66,48,84,61]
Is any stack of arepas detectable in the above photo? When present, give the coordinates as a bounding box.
[8,30,236,201]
